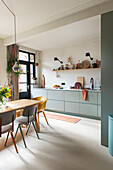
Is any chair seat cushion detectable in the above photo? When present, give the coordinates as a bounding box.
[1,124,12,134]
[16,116,35,124]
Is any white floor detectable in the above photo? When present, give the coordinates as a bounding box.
[0,111,113,170]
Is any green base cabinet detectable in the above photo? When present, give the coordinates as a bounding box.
[32,88,101,118]
[80,92,98,104]
[47,100,64,112]
[65,102,79,113]
[98,105,101,117]
[32,89,47,98]
[65,91,79,102]
[80,103,98,117]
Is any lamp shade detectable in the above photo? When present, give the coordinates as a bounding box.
[54,57,63,64]
[85,52,90,57]
[54,57,58,61]
[85,52,93,60]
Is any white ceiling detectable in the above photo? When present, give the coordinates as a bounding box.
[0,0,109,38]
[0,0,112,50]
[19,15,100,51]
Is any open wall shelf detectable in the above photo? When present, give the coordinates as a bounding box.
[52,68,101,72]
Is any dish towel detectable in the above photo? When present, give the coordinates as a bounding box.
[82,90,88,101]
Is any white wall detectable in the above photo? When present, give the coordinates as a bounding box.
[39,40,101,88]
[0,39,7,86]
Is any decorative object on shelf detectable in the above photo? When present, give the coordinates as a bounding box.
[82,60,91,69]
[92,61,97,68]
[2,0,21,73]
[60,64,64,70]
[35,63,39,66]
[54,57,63,64]
[77,77,84,89]
[85,52,93,60]
[76,60,82,69]
[41,75,45,88]
[0,85,11,107]
[96,60,101,68]
[68,57,75,69]
[65,64,69,70]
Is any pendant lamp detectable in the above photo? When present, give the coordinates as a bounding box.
[2,0,20,73]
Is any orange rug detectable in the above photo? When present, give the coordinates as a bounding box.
[41,113,81,123]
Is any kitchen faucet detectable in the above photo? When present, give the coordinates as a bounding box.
[90,78,94,89]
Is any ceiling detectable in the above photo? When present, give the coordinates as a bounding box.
[19,15,100,51]
[0,0,112,50]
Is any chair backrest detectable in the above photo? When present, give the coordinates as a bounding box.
[22,104,38,117]
[0,110,16,126]
[33,96,47,112]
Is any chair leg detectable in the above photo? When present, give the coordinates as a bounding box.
[26,123,31,135]
[14,124,20,139]
[10,132,18,153]
[19,125,27,148]
[4,132,9,146]
[32,121,40,139]
[43,111,49,125]
[35,113,40,132]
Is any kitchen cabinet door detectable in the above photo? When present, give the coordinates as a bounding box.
[65,91,80,102]
[32,89,47,98]
[65,102,79,113]
[98,105,101,117]
[48,90,65,101]
[80,103,98,116]
[98,93,101,105]
[80,92,98,104]
[47,100,64,112]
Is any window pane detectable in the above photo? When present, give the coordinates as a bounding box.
[30,54,34,62]
[20,64,27,73]
[19,52,28,61]
[19,84,27,92]
[30,74,34,84]
[19,74,27,83]
[30,64,33,74]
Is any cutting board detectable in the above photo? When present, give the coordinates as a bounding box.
[77,77,84,89]
[41,75,45,88]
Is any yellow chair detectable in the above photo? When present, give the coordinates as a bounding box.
[33,96,49,132]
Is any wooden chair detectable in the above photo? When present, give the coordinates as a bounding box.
[0,110,18,153]
[14,104,39,148]
[33,96,49,132]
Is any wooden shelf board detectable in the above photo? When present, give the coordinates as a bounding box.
[52,68,101,72]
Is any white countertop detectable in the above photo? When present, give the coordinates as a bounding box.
[33,87,101,92]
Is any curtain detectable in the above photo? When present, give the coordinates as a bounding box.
[7,44,19,100]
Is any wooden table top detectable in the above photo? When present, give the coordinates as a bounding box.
[0,99,40,114]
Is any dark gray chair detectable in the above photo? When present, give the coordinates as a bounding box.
[14,104,39,148]
[0,110,18,153]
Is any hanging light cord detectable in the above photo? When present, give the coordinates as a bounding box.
[1,0,16,44]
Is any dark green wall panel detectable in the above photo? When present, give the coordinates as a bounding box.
[101,11,113,146]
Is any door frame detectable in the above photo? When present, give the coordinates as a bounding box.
[19,50,35,99]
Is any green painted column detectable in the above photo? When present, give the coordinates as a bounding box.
[101,11,113,146]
